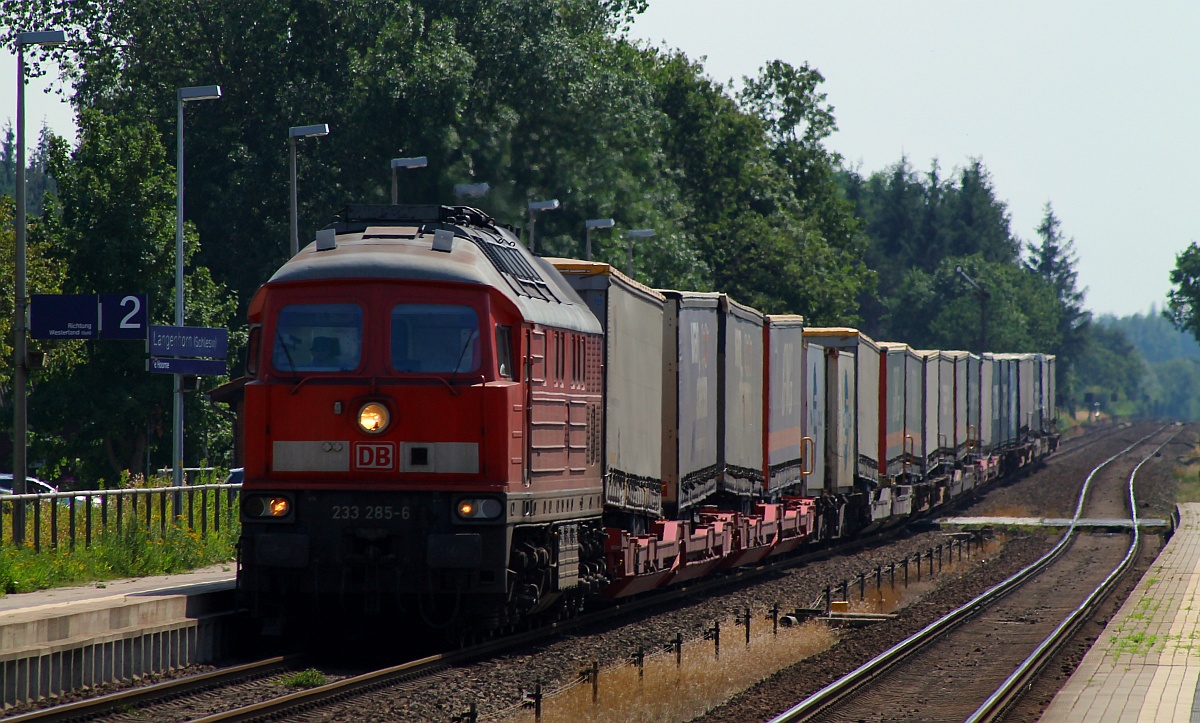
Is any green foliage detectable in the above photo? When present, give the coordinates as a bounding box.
[884,256,1060,353]
[282,669,329,688]
[0,493,238,595]
[1166,242,1200,342]
[644,53,870,321]
[32,110,236,481]
[0,123,57,216]
[1073,323,1145,413]
[1101,308,1200,364]
[842,158,1021,338]
[0,197,79,395]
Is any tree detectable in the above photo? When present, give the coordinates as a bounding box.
[842,157,1023,340]
[1026,203,1090,406]
[643,52,870,322]
[33,111,236,482]
[1166,242,1200,342]
[3,0,707,306]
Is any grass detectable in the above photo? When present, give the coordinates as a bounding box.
[0,473,240,595]
[281,669,327,688]
[0,518,238,595]
[1173,444,1200,503]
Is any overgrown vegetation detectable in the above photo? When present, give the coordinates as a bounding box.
[0,472,238,594]
[281,669,328,688]
[0,517,237,594]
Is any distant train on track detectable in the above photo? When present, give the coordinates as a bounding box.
[234,203,1057,634]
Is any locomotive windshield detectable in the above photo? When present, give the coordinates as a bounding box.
[272,303,363,373]
[391,304,480,374]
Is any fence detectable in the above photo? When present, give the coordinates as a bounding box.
[0,484,242,552]
[468,531,991,722]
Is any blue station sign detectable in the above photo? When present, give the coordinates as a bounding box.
[31,294,148,340]
[147,357,228,376]
[149,325,229,359]
[148,325,229,376]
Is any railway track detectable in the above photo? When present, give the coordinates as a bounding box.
[767,424,1181,723]
[3,656,299,723]
[9,425,1139,722]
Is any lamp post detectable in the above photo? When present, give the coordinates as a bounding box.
[289,124,329,257]
[390,156,427,204]
[526,199,560,254]
[584,218,614,261]
[173,84,221,490]
[625,228,655,269]
[12,30,66,542]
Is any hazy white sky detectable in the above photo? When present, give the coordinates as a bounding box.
[633,1,1200,318]
[3,2,1198,318]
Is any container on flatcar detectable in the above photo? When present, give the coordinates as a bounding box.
[914,351,942,475]
[550,260,665,526]
[945,351,969,461]
[936,352,956,461]
[804,340,828,498]
[660,291,721,515]
[803,329,881,485]
[764,315,807,497]
[877,342,909,483]
[904,348,925,478]
[1042,354,1057,435]
[719,296,765,503]
[994,353,1036,440]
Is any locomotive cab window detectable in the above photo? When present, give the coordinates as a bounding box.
[391,304,481,374]
[496,325,513,379]
[272,303,362,373]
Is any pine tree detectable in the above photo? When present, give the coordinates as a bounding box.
[1028,202,1091,406]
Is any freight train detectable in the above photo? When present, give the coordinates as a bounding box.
[235,203,1057,634]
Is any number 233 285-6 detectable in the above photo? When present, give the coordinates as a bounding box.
[330,505,410,521]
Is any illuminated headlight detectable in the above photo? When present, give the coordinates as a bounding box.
[357,402,390,434]
[456,498,503,520]
[244,495,291,519]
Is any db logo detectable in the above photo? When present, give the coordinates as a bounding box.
[353,442,396,470]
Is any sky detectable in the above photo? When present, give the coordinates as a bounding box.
[632,1,1200,318]
[2,3,1198,318]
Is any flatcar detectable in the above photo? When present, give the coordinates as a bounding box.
[235,203,1057,635]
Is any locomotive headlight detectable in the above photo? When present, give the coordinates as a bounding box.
[244,495,292,519]
[456,498,503,520]
[357,402,390,434]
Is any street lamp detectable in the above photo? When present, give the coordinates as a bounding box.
[173,84,221,490]
[584,218,614,261]
[454,182,491,199]
[625,228,655,269]
[289,123,329,257]
[526,199,560,254]
[390,156,427,204]
[12,30,66,540]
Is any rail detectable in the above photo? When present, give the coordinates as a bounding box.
[4,656,296,723]
[0,483,242,552]
[767,425,1169,723]
[965,427,1181,722]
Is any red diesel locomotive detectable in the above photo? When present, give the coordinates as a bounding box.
[238,205,611,631]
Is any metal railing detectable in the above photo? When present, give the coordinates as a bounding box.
[0,484,242,552]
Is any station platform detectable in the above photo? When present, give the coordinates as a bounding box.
[1041,503,1200,722]
[0,563,236,707]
